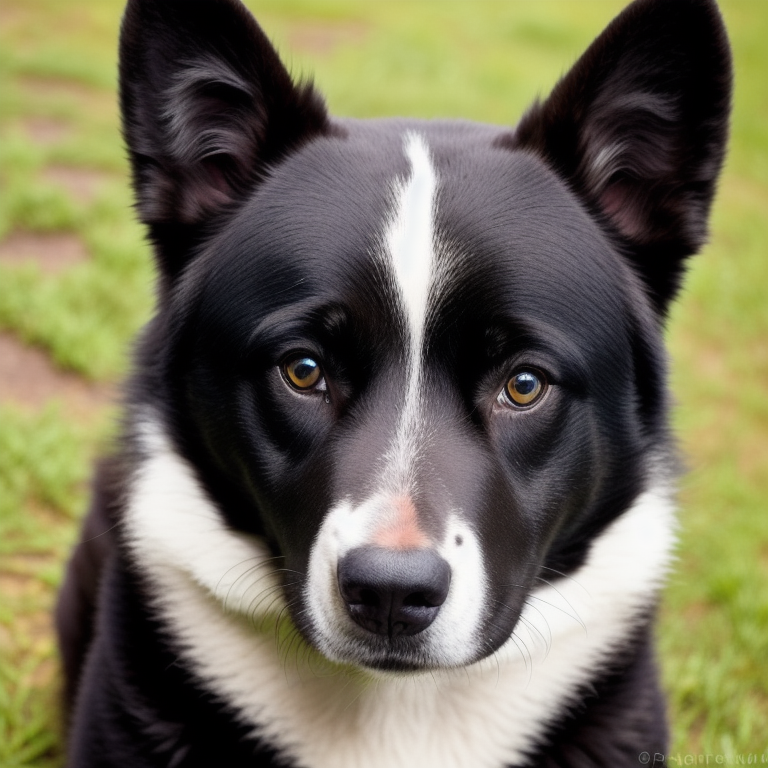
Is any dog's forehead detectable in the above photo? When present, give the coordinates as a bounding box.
[428,136,632,342]
[202,122,630,344]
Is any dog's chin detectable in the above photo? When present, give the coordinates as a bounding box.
[324,642,453,675]
[296,620,495,675]
[349,653,439,675]
[295,624,436,673]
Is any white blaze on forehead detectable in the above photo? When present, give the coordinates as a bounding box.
[382,132,439,490]
[386,132,438,358]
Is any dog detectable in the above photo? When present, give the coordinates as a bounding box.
[56,0,731,765]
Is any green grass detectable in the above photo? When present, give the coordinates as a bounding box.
[0,407,100,768]
[0,0,766,764]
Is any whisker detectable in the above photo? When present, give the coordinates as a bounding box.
[517,612,551,657]
[220,559,282,610]
[532,577,587,633]
[526,592,587,634]
[488,595,553,655]
[481,638,502,687]
[527,562,591,597]
[511,631,534,686]
[245,583,285,625]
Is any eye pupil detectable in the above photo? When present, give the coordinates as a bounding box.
[513,373,537,396]
[285,356,321,389]
[503,370,545,407]
[293,360,316,381]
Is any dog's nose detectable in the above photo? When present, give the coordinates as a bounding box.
[337,546,451,637]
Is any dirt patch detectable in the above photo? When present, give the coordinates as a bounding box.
[0,231,89,274]
[8,608,56,648]
[0,332,116,416]
[15,75,118,134]
[23,116,72,145]
[679,600,711,625]
[41,165,115,205]
[2,551,60,574]
[17,75,114,112]
[284,20,368,55]
[30,656,59,688]
[32,657,61,691]
[0,572,38,598]
[28,500,74,532]
[0,4,27,29]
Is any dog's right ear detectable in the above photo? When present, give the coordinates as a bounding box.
[119,0,330,279]
[507,0,731,316]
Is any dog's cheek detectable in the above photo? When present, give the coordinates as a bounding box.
[479,395,600,608]
[230,373,334,478]
[489,389,592,516]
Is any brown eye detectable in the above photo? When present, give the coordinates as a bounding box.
[283,356,323,391]
[500,370,545,408]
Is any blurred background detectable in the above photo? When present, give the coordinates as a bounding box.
[0,0,765,763]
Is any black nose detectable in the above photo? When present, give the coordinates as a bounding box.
[337,546,451,638]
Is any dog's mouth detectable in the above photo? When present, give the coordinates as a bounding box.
[300,620,470,674]
[295,603,525,674]
[324,634,452,673]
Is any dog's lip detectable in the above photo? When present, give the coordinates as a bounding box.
[335,646,452,674]
[299,617,452,671]
[356,657,438,674]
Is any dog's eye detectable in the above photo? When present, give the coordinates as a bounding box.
[499,370,546,408]
[283,356,325,392]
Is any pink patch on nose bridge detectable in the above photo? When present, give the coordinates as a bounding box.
[373,494,430,549]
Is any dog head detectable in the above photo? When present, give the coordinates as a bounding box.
[120,0,730,672]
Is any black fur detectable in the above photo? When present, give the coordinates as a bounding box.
[57,0,731,765]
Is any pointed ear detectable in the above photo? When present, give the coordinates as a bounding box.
[119,0,330,277]
[506,0,732,314]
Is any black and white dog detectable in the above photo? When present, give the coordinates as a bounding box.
[56,0,731,765]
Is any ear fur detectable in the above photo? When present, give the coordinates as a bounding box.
[119,0,330,278]
[505,0,732,314]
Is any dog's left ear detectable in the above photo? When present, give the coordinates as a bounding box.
[119,0,331,280]
[507,0,732,314]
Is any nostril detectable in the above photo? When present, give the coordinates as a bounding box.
[402,591,434,608]
[358,588,379,608]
